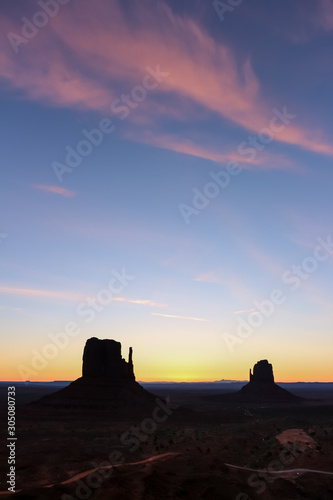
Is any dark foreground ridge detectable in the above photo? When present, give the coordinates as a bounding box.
[36,338,156,411]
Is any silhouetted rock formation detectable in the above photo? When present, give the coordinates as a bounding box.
[82,337,135,381]
[37,338,155,412]
[238,359,299,402]
[249,359,274,383]
[205,359,301,404]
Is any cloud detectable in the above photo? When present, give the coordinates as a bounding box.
[315,0,333,31]
[33,185,76,197]
[126,126,305,172]
[0,284,170,311]
[0,286,167,309]
[0,305,27,312]
[277,0,333,43]
[0,286,84,301]
[151,312,208,322]
[125,129,270,167]
[239,239,286,278]
[234,308,256,315]
[194,272,222,284]
[195,269,258,303]
[112,297,167,307]
[1,0,332,163]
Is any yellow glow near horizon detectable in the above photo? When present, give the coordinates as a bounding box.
[2,356,333,383]
[1,365,332,383]
[2,327,332,382]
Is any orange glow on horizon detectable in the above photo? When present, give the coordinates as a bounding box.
[1,372,332,383]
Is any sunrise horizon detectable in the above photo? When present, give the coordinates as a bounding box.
[1,0,333,410]
[1,2,333,496]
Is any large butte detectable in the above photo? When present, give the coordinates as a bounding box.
[37,338,156,412]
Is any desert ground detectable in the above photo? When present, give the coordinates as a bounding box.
[0,385,333,500]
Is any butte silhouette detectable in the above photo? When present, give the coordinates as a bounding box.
[236,359,300,402]
[37,338,156,412]
[207,359,300,403]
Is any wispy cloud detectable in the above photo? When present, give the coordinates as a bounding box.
[34,185,76,197]
[0,0,332,165]
[151,312,208,321]
[0,305,27,312]
[234,308,256,315]
[195,269,258,303]
[239,239,285,278]
[315,0,333,31]
[0,286,168,309]
[125,129,272,167]
[0,286,84,301]
[112,297,167,307]
[126,128,304,172]
[276,0,333,43]
[194,272,222,284]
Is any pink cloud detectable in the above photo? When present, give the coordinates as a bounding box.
[275,0,333,43]
[0,286,84,301]
[112,297,167,308]
[236,238,285,278]
[34,185,76,197]
[0,28,113,111]
[315,0,333,31]
[194,272,222,284]
[195,269,258,303]
[272,124,333,156]
[0,0,332,164]
[125,130,254,165]
[0,286,167,309]
[151,312,208,322]
[234,308,256,315]
[125,129,303,171]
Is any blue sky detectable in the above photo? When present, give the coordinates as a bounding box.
[1,0,333,382]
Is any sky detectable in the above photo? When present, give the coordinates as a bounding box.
[0,0,333,382]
